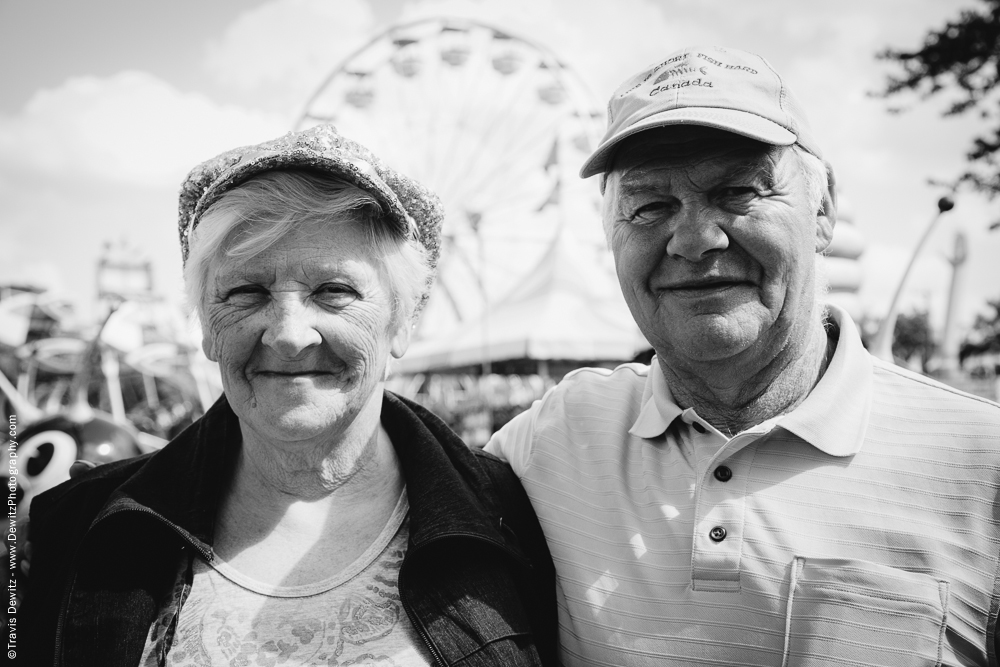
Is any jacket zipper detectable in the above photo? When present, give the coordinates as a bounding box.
[397,531,533,667]
[51,570,76,667]
[398,555,448,667]
[51,504,212,665]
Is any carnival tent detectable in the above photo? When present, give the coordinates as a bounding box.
[397,227,649,374]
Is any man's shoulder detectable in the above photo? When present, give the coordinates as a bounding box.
[542,362,650,408]
[487,363,651,471]
[871,358,1000,409]
[562,362,651,383]
[869,357,1000,430]
[518,362,652,445]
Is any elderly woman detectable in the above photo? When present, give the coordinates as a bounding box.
[23,126,557,666]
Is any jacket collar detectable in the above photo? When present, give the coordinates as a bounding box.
[379,391,510,553]
[94,390,517,561]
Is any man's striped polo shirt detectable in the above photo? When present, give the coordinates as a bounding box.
[485,306,1000,666]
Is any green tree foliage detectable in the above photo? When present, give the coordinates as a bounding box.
[878,0,1000,209]
[960,298,1000,365]
[892,310,936,368]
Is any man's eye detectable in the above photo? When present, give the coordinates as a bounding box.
[716,186,758,202]
[630,201,674,224]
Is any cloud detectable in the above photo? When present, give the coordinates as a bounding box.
[0,71,286,188]
[0,70,287,311]
[204,0,377,112]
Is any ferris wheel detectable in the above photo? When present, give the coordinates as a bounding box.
[295,18,605,339]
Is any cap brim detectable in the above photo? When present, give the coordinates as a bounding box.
[579,107,797,178]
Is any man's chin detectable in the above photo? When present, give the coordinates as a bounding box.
[653,312,765,364]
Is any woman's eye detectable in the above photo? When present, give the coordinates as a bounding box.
[315,284,358,306]
[225,285,268,303]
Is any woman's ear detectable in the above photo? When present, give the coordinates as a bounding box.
[815,161,837,253]
[389,318,412,359]
[200,315,217,362]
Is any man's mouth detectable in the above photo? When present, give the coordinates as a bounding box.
[662,278,753,292]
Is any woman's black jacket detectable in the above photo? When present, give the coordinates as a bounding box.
[22,392,559,666]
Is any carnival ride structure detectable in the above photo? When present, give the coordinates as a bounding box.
[1,246,220,521]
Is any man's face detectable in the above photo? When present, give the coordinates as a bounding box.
[604,127,833,367]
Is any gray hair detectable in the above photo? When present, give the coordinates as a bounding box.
[793,146,830,219]
[184,170,431,327]
[600,143,831,246]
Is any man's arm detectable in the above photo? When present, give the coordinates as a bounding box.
[484,397,544,478]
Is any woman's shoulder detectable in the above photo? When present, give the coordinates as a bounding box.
[468,446,523,488]
[384,392,518,482]
[29,453,153,524]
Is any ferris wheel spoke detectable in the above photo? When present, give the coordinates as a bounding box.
[427,89,467,191]
[446,112,565,209]
[472,159,557,221]
[385,68,424,172]
[424,33,495,196]
[427,32,551,199]
[418,26,477,189]
[435,104,556,207]
[431,66,546,204]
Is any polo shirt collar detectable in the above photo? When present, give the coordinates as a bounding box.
[629,359,682,439]
[627,304,873,457]
[778,304,872,457]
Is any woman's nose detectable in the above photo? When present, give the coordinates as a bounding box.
[260,296,322,358]
[664,204,729,261]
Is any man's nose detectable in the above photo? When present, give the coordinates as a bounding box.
[261,295,322,358]
[664,204,729,261]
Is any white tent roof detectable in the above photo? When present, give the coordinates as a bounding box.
[397,228,648,373]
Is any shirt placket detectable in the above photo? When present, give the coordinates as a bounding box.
[687,412,763,592]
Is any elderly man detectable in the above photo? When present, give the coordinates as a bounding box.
[485,45,1000,666]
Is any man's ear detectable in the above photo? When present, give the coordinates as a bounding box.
[815,161,837,253]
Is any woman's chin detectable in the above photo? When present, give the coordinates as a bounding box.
[244,401,352,444]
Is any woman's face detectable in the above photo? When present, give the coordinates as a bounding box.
[200,217,410,445]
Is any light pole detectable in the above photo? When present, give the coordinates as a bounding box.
[870,196,955,362]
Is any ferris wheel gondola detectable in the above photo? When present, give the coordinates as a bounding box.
[295,18,605,339]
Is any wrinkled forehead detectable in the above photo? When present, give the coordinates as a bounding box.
[209,217,382,280]
[604,126,784,192]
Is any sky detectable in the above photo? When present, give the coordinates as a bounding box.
[1,0,997,344]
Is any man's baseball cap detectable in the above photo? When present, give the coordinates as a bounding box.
[580,46,822,178]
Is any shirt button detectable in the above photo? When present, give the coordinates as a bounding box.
[709,526,727,542]
[714,465,733,482]
[692,422,707,434]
